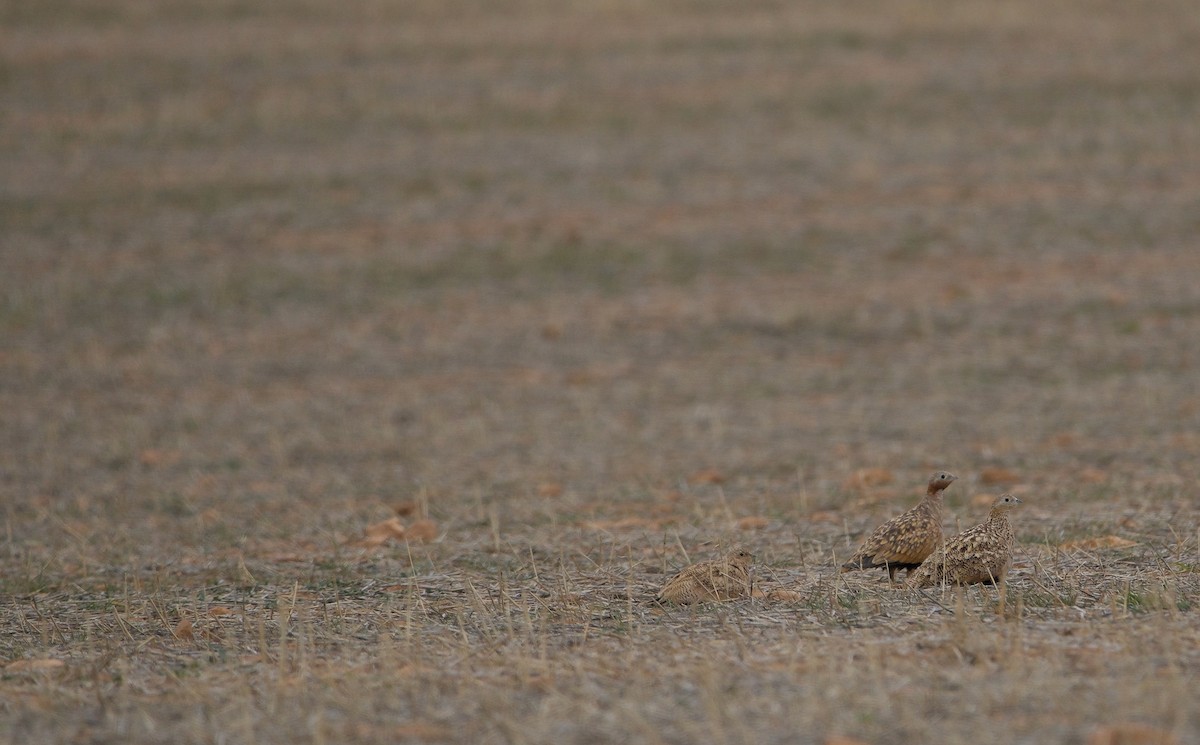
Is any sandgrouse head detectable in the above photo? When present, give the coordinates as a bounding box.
[928,471,958,492]
[991,493,1022,513]
[726,548,755,566]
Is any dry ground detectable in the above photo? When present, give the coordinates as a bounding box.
[3,1,1200,743]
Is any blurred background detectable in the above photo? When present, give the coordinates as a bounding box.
[4,0,1200,582]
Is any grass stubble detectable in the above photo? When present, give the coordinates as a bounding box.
[3,0,1200,743]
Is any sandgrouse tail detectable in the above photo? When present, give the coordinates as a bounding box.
[840,471,957,583]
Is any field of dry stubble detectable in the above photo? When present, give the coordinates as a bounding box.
[3,1,1200,743]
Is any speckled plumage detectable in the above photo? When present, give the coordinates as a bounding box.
[907,494,1022,589]
[655,548,755,605]
[840,471,957,583]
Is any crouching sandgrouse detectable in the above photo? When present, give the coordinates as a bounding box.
[655,548,755,604]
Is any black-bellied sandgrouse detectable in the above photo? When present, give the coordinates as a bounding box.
[907,493,1022,589]
[655,548,755,605]
[840,471,957,583]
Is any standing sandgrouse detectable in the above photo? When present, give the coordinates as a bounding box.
[906,493,1022,589]
[840,471,957,583]
[654,548,755,605]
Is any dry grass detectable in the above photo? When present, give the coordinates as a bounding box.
[3,0,1200,743]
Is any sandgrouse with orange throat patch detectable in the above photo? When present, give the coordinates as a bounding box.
[907,493,1022,589]
[654,548,755,605]
[840,471,957,583]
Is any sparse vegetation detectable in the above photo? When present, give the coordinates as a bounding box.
[3,1,1200,743]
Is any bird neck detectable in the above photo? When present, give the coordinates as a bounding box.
[921,490,944,517]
